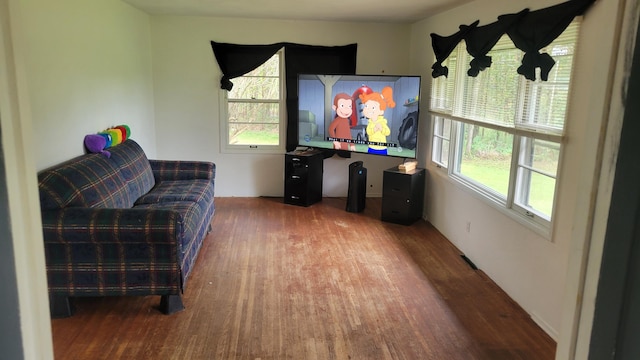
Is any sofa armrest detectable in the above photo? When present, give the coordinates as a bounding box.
[41,207,184,297]
[41,207,181,245]
[148,160,215,182]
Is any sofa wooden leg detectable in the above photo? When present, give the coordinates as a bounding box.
[49,295,74,318]
[160,294,184,315]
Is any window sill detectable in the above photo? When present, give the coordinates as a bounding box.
[221,145,285,155]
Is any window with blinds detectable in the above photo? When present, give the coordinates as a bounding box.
[221,50,285,153]
[429,20,580,235]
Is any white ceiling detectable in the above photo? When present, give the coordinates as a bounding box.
[122,0,473,24]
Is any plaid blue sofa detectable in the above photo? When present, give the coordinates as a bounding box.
[37,139,215,317]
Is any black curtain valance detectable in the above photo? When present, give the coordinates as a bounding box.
[210,42,357,91]
[210,42,285,91]
[430,0,596,81]
[210,41,358,152]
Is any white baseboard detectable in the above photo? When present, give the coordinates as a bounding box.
[531,312,559,342]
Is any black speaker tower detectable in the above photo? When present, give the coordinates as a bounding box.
[346,161,367,213]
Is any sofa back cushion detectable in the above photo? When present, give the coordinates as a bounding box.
[38,154,131,210]
[108,140,156,201]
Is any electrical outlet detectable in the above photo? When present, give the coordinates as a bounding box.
[466,221,471,233]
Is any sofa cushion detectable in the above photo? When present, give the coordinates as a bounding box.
[134,179,214,206]
[38,154,131,210]
[108,140,156,202]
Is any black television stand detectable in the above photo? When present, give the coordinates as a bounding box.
[284,149,323,206]
[381,166,425,225]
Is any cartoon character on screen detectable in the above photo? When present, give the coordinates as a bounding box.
[328,93,356,151]
[360,86,395,155]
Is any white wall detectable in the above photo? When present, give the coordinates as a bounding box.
[0,0,53,357]
[9,0,155,355]
[410,0,623,342]
[21,0,156,171]
[149,16,414,197]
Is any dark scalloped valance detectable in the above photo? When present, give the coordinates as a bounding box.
[430,0,596,81]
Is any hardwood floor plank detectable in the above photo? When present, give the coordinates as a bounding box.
[51,197,556,359]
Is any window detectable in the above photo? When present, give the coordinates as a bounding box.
[220,49,285,153]
[432,117,451,168]
[429,20,579,234]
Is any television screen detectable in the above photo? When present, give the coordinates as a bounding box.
[297,74,421,159]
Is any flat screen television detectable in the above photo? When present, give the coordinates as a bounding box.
[297,74,421,159]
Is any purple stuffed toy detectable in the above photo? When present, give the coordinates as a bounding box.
[84,134,111,158]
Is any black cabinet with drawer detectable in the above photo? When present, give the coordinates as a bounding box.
[284,150,323,206]
[381,167,425,225]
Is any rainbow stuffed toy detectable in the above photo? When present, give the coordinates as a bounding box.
[87,125,131,155]
[106,128,122,146]
[84,134,111,158]
[116,125,130,140]
[96,124,131,148]
[97,132,112,148]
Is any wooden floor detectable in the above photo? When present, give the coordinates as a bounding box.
[51,197,556,359]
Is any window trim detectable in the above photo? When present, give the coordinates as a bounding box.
[430,113,563,239]
[429,110,564,143]
[219,48,286,154]
[430,112,567,238]
[428,20,580,240]
[428,115,562,238]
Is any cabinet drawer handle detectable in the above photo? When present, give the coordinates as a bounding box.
[292,175,301,179]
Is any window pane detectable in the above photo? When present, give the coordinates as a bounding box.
[432,117,451,167]
[521,82,569,131]
[228,102,279,124]
[520,138,560,174]
[229,123,279,145]
[455,123,512,198]
[440,140,450,166]
[458,45,522,127]
[515,138,559,218]
[433,117,451,140]
[516,170,556,219]
[229,76,279,100]
[432,137,450,167]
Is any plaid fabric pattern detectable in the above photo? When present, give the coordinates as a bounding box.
[109,140,156,204]
[38,153,131,210]
[149,160,215,182]
[134,178,215,283]
[42,208,182,296]
[38,140,216,301]
[135,179,215,206]
[134,198,215,283]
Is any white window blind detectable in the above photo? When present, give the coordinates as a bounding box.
[428,19,581,234]
[430,20,580,137]
[518,22,579,134]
